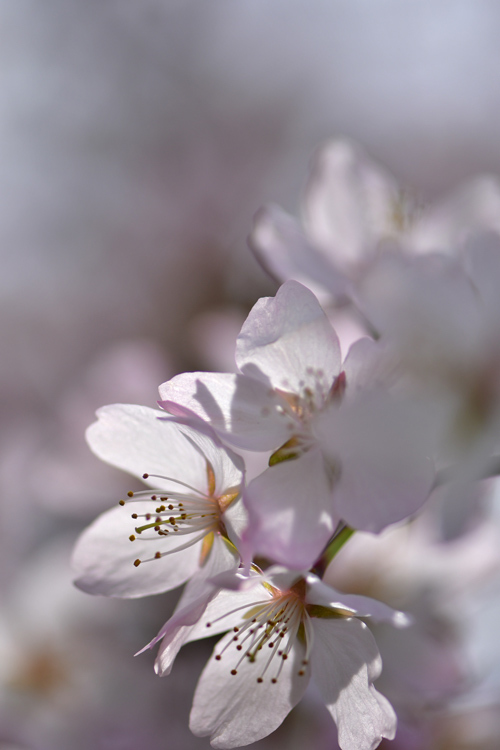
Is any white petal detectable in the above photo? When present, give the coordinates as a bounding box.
[71,501,202,597]
[410,175,500,253]
[244,448,338,570]
[249,204,350,301]
[303,139,399,266]
[236,281,341,396]
[305,575,410,627]
[159,371,290,451]
[174,422,245,496]
[151,534,240,676]
[86,404,207,493]
[311,618,396,750]
[316,392,434,532]
[342,337,394,398]
[190,630,310,748]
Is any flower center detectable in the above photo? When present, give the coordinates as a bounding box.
[118,461,238,567]
[270,371,346,465]
[207,583,312,684]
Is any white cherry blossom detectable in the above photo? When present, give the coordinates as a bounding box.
[72,404,245,598]
[160,281,434,568]
[250,138,500,306]
[146,567,407,750]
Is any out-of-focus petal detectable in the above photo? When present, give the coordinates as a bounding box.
[244,447,338,569]
[303,139,400,266]
[410,176,500,253]
[316,392,434,533]
[249,203,350,300]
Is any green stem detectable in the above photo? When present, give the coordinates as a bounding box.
[312,524,355,578]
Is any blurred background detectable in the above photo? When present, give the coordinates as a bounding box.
[2,1,500,748]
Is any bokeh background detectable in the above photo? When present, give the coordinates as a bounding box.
[2,1,500,748]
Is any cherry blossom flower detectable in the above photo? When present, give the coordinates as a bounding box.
[249,138,500,306]
[159,281,434,568]
[146,567,407,750]
[358,235,500,466]
[72,404,245,598]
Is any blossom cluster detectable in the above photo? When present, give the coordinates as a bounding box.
[72,139,500,749]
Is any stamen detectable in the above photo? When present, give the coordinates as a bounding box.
[138,473,206,497]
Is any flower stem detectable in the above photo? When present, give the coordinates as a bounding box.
[311,523,355,578]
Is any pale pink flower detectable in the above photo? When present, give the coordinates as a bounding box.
[72,404,245,598]
[147,567,407,750]
[160,281,433,568]
[250,138,500,306]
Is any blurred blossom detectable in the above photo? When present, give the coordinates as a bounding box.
[3,1,500,749]
[325,502,500,747]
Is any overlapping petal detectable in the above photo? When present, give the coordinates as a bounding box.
[236,280,341,397]
[244,447,338,570]
[189,627,309,749]
[72,500,203,597]
[311,618,396,750]
[159,371,290,451]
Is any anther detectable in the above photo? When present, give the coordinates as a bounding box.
[168,504,174,510]
[129,535,136,541]
[257,677,263,683]
[230,669,237,676]
[271,678,277,684]
[133,559,141,567]
[154,552,161,559]
[131,513,138,519]
[119,500,125,506]
[298,670,305,676]
[127,491,134,498]
[215,655,221,661]
[142,473,149,479]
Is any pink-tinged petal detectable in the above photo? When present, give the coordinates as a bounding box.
[304,575,410,628]
[86,404,207,493]
[311,618,396,750]
[303,139,399,267]
[174,422,245,496]
[463,231,500,321]
[410,175,500,254]
[151,535,240,676]
[249,204,350,301]
[316,392,434,533]
[342,337,395,398]
[189,630,310,749]
[159,372,290,451]
[185,573,270,639]
[71,501,202,597]
[222,497,249,549]
[236,281,341,396]
[244,448,338,570]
